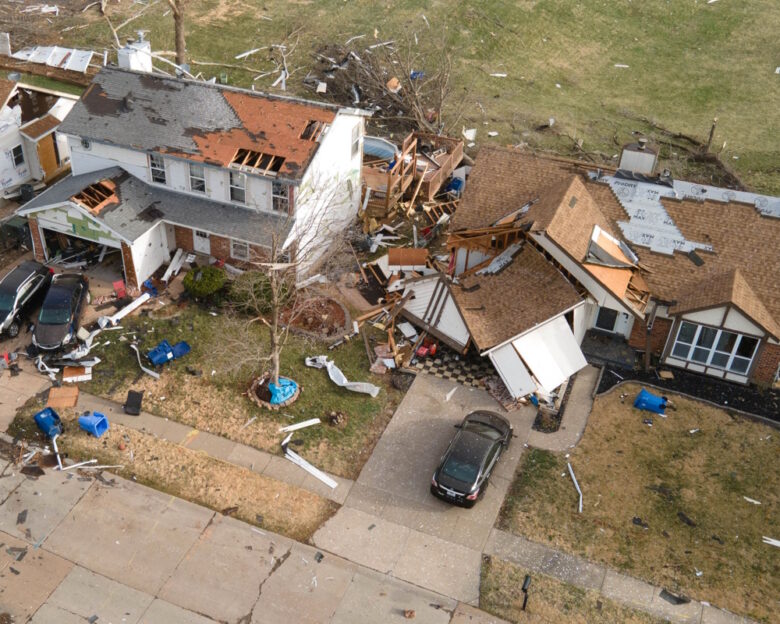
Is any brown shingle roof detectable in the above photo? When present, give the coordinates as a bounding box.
[20,114,60,140]
[670,269,779,339]
[452,244,582,351]
[0,79,15,109]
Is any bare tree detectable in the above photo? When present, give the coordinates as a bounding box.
[166,0,188,67]
[219,169,356,387]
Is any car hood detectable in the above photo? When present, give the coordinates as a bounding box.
[34,323,69,349]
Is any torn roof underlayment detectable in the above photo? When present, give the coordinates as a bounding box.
[12,45,94,73]
[58,67,362,182]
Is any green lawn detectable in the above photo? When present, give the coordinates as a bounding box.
[79,303,403,479]
[13,0,779,193]
[499,384,779,622]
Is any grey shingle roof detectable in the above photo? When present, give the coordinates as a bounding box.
[18,167,290,247]
[57,66,345,181]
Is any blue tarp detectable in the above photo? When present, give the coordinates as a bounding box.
[634,388,667,414]
[269,377,298,404]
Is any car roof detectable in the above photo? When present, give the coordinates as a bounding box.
[0,261,44,292]
[51,273,84,288]
[448,430,494,466]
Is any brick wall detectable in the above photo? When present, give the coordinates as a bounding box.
[174,225,194,252]
[120,242,139,290]
[209,234,230,259]
[752,342,780,386]
[28,217,45,262]
[628,316,674,355]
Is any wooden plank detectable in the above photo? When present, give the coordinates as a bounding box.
[348,242,368,283]
[47,385,79,408]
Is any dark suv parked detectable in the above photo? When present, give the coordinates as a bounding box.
[33,273,89,351]
[0,260,53,338]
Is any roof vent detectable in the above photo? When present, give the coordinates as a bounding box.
[637,137,648,150]
[687,249,704,266]
[568,195,578,208]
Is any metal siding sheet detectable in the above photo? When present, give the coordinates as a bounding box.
[513,316,587,393]
[64,49,94,73]
[404,280,438,317]
[46,47,71,68]
[489,343,536,398]
[440,297,470,347]
[29,46,55,64]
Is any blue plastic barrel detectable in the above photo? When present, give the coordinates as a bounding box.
[147,340,174,366]
[171,341,191,359]
[633,388,667,414]
[34,407,62,438]
[78,412,109,438]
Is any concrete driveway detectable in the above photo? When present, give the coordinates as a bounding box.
[314,374,535,604]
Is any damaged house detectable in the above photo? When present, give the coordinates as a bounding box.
[18,65,369,288]
[0,79,77,198]
[399,145,780,399]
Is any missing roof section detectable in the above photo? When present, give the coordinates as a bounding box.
[300,120,328,142]
[230,148,285,176]
[71,180,119,214]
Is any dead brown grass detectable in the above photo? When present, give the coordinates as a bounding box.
[499,383,780,623]
[481,557,664,624]
[54,410,338,543]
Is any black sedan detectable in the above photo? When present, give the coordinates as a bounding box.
[431,411,513,507]
[0,260,53,338]
[33,273,89,351]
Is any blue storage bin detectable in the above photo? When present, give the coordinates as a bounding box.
[171,341,191,359]
[147,340,174,366]
[78,412,109,438]
[633,388,667,415]
[34,407,62,438]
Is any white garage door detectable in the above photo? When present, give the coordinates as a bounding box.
[513,315,587,393]
[488,342,536,399]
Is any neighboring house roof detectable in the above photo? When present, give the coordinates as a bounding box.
[451,243,582,351]
[670,268,779,339]
[454,147,780,337]
[20,114,60,140]
[58,67,346,181]
[19,166,291,247]
[452,146,610,231]
[0,79,16,109]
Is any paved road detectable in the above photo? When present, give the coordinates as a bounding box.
[0,456,507,624]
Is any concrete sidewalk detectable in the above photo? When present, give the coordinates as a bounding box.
[485,529,752,624]
[75,392,354,504]
[0,447,508,624]
[526,364,600,452]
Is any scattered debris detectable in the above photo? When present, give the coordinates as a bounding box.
[634,388,667,414]
[130,343,161,379]
[240,416,258,430]
[124,390,144,415]
[659,589,691,605]
[78,412,109,438]
[404,609,416,619]
[762,536,780,548]
[743,496,761,505]
[281,436,337,489]
[304,356,380,397]
[60,459,98,471]
[677,511,697,527]
[47,385,80,409]
[689,428,700,435]
[16,509,27,525]
[98,293,151,328]
[632,517,649,529]
[567,462,583,513]
[445,387,457,402]
[279,418,321,434]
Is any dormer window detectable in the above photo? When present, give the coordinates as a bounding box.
[230,171,246,203]
[149,153,166,184]
[189,163,206,193]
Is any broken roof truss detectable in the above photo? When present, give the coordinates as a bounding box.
[229,148,285,176]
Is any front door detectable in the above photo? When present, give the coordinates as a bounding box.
[193,230,211,255]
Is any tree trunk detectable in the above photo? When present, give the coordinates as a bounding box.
[269,269,281,385]
[171,1,187,67]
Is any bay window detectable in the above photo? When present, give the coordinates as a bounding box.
[670,321,759,375]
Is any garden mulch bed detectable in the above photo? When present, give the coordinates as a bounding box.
[597,366,780,422]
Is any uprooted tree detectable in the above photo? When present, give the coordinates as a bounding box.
[315,32,464,135]
[220,169,356,393]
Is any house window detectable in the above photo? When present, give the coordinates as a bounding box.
[230,171,246,203]
[272,182,289,212]
[11,145,24,167]
[595,307,618,332]
[189,163,206,193]
[149,153,166,184]
[670,321,760,375]
[230,239,249,261]
[351,123,360,158]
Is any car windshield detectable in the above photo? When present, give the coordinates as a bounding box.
[464,421,504,440]
[0,291,14,315]
[441,455,479,484]
[39,304,71,325]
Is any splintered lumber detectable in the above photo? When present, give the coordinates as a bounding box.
[349,242,368,284]
[385,291,413,324]
[361,327,374,365]
[356,304,390,322]
[408,163,429,212]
